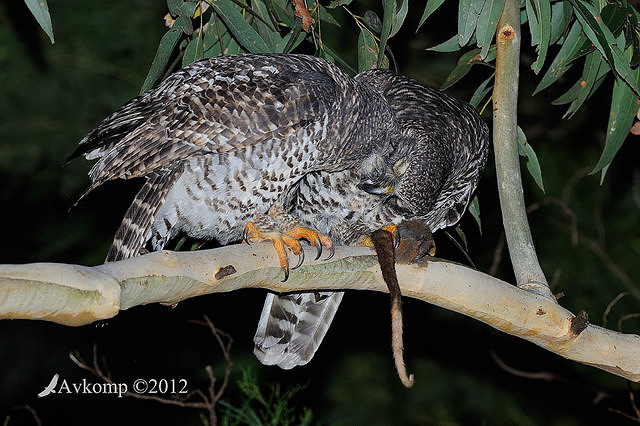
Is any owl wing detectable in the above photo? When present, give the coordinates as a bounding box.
[254,291,344,369]
[71,54,343,198]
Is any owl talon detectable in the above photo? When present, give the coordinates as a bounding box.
[324,245,336,260]
[292,249,305,270]
[313,237,322,260]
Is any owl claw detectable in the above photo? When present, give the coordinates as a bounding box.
[324,245,335,260]
[292,248,305,270]
[313,237,322,260]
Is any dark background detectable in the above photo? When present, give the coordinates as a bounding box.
[1,0,639,424]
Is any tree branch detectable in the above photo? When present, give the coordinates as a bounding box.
[0,243,638,382]
[493,0,550,295]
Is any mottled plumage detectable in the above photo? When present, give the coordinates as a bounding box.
[254,70,489,369]
[73,54,488,372]
[72,54,394,262]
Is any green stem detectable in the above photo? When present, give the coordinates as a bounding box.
[493,0,550,296]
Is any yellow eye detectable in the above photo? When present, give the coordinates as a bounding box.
[393,158,410,176]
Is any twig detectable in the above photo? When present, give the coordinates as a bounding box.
[69,319,234,425]
[603,293,627,328]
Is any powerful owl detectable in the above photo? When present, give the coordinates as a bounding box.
[71,54,489,370]
[253,69,489,368]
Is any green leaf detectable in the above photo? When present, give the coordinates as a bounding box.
[552,51,610,118]
[525,0,540,46]
[458,0,485,47]
[140,26,183,93]
[526,0,552,74]
[549,1,572,44]
[601,3,626,36]
[24,0,54,44]
[517,126,545,193]
[316,4,341,27]
[251,0,283,51]
[476,0,504,59]
[533,21,593,95]
[377,0,395,68]
[390,0,409,38]
[167,0,182,16]
[358,28,379,72]
[591,58,640,177]
[328,0,353,8]
[570,0,640,97]
[468,196,482,234]
[417,0,446,31]
[319,45,358,75]
[441,46,496,90]
[469,74,494,108]
[363,10,382,33]
[183,36,205,67]
[427,35,465,53]
[281,25,307,53]
[270,0,295,27]
[210,0,270,53]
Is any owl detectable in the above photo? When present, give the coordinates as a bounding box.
[71,54,489,371]
[71,54,396,268]
[253,69,489,369]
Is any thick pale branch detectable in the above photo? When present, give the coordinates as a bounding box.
[0,243,638,382]
[494,0,550,294]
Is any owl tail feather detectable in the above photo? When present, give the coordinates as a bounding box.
[105,167,181,262]
[253,291,344,369]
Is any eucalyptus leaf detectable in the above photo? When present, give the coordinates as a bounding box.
[316,4,341,27]
[517,126,545,193]
[358,28,379,72]
[427,35,464,53]
[469,74,494,109]
[476,0,504,60]
[527,0,551,74]
[458,0,484,47]
[363,10,382,33]
[390,0,409,38]
[327,0,353,8]
[210,0,270,53]
[281,25,307,53]
[554,51,611,119]
[533,21,593,95]
[592,56,640,177]
[601,3,626,36]
[441,46,496,90]
[24,0,54,43]
[183,36,205,67]
[140,26,183,93]
[270,0,295,28]
[468,196,482,234]
[417,0,446,31]
[378,0,395,68]
[570,0,640,97]
[252,0,283,51]
[319,45,358,75]
[549,1,572,45]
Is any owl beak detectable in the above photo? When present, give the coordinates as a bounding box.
[360,180,394,195]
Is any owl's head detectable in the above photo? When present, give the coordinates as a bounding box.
[355,70,489,231]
